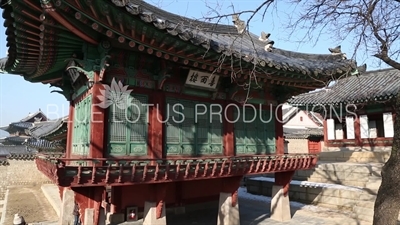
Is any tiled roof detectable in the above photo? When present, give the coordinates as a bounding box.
[10,122,34,129]
[287,68,400,106]
[24,138,64,151]
[1,0,356,85]
[0,147,9,157]
[284,127,324,139]
[0,56,7,72]
[20,111,47,123]
[0,136,28,145]
[109,0,356,78]
[27,116,68,139]
[0,145,36,156]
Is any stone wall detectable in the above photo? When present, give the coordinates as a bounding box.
[285,138,309,154]
[323,146,392,152]
[0,159,52,199]
[318,151,390,163]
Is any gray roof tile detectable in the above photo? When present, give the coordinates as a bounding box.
[284,127,323,139]
[0,145,36,156]
[109,0,356,78]
[287,68,400,106]
[27,116,67,139]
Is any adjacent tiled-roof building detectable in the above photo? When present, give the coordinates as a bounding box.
[283,127,324,139]
[288,68,400,106]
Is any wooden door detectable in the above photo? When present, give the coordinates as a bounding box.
[308,139,321,154]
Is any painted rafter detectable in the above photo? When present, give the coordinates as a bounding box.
[59,0,325,88]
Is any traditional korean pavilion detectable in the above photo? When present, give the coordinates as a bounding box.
[1,0,357,224]
[0,110,66,157]
[288,68,399,151]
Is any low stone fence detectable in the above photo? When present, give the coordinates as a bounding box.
[0,159,52,199]
[318,151,390,163]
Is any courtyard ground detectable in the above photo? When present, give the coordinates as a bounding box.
[3,185,58,224]
[2,185,371,225]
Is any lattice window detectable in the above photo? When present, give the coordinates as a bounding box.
[72,95,92,155]
[108,94,148,156]
[165,98,223,155]
[234,107,276,154]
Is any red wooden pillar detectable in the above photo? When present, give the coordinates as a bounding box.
[109,186,121,214]
[354,115,362,147]
[66,102,75,161]
[90,72,105,159]
[58,187,64,201]
[221,176,243,206]
[275,105,284,155]
[147,184,168,219]
[223,102,235,156]
[74,187,103,225]
[274,171,295,196]
[148,91,164,160]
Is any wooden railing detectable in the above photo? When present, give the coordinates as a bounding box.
[35,154,318,187]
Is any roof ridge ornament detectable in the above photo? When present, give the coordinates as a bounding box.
[232,14,246,34]
[112,0,129,7]
[328,45,347,60]
[259,31,275,52]
[357,64,367,74]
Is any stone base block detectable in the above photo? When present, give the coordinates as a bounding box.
[270,185,291,222]
[59,188,75,225]
[143,201,166,225]
[107,213,125,224]
[217,192,240,225]
[84,208,94,225]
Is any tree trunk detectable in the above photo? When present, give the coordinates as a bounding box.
[373,93,400,225]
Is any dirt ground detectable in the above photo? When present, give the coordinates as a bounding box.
[4,185,58,224]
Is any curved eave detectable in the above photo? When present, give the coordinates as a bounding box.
[109,0,356,77]
[1,0,91,82]
[2,0,356,88]
[288,92,397,107]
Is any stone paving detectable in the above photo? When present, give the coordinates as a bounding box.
[13,184,372,225]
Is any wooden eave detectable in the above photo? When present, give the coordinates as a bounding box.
[2,0,356,91]
[62,0,342,89]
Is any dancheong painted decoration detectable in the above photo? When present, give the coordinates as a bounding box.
[0,0,359,224]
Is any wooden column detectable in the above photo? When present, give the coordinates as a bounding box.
[221,176,242,199]
[275,106,284,155]
[149,91,164,159]
[90,72,105,159]
[274,171,295,197]
[223,102,235,156]
[111,186,122,214]
[354,115,362,147]
[66,102,75,161]
[143,183,168,224]
[73,187,102,225]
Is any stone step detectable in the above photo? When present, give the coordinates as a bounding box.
[364,180,382,190]
[293,162,384,189]
[246,176,383,222]
[302,178,366,188]
[352,205,374,222]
